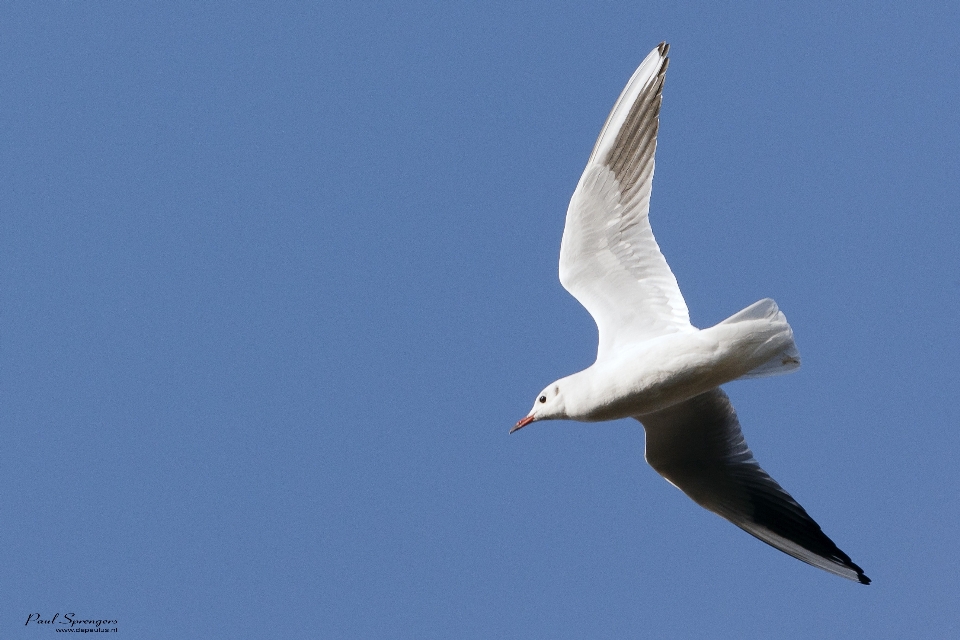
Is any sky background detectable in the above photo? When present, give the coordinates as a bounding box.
[2,1,959,638]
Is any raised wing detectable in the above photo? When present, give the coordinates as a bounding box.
[638,388,870,584]
[560,43,691,361]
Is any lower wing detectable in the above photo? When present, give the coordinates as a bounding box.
[637,388,869,584]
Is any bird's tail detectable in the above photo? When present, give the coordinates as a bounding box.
[720,298,800,379]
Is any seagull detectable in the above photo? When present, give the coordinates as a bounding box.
[512,42,869,584]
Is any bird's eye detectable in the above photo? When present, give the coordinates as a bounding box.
[539,395,547,403]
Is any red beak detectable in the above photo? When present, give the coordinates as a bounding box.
[511,415,535,434]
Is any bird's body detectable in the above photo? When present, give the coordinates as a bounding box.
[555,298,798,422]
[514,43,869,584]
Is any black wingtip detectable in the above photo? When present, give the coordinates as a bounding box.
[658,41,670,56]
[839,554,870,585]
[840,558,870,584]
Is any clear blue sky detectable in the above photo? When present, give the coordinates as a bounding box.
[2,2,958,638]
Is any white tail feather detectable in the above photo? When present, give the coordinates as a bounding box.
[720,299,801,379]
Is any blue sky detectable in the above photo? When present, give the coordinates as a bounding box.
[2,1,958,638]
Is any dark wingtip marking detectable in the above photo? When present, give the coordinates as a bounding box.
[858,572,871,585]
[604,43,670,190]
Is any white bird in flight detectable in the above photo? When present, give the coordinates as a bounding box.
[512,42,869,584]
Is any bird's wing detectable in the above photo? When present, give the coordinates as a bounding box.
[560,43,691,361]
[637,388,870,584]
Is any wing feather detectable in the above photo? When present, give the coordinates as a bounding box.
[559,43,691,361]
[637,388,870,584]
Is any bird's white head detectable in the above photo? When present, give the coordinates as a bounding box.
[511,382,566,433]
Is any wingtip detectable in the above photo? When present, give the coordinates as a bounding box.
[839,552,870,585]
[657,42,670,77]
[838,557,870,584]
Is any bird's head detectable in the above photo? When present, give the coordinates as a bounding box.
[511,382,567,433]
